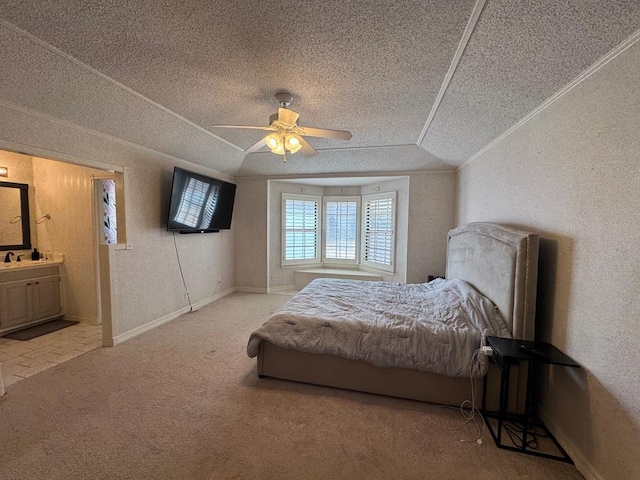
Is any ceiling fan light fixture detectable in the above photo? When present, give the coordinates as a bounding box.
[211,92,350,160]
[285,133,303,154]
[265,133,285,155]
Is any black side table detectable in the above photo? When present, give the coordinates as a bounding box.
[482,336,580,463]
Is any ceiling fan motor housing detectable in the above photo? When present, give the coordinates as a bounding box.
[275,92,293,108]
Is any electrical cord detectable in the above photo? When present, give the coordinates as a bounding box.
[422,344,486,445]
[172,231,194,311]
[459,348,487,444]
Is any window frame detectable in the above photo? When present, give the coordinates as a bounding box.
[360,191,396,273]
[281,193,322,267]
[321,196,361,265]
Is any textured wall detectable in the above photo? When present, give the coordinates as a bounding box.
[457,41,640,480]
[32,156,103,324]
[0,104,236,339]
[407,171,456,283]
[112,156,235,333]
[234,177,268,291]
[236,172,454,290]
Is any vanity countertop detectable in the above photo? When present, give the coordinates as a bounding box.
[0,257,63,271]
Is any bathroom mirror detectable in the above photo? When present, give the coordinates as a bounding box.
[0,181,31,251]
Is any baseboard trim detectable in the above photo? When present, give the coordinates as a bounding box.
[267,284,296,293]
[111,287,235,346]
[235,287,268,294]
[537,405,603,480]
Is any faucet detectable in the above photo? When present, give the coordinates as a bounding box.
[3,251,15,263]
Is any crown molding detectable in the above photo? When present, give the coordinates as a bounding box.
[459,28,640,171]
[0,99,235,182]
[416,0,487,146]
[0,19,243,152]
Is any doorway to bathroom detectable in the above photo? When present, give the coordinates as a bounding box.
[0,148,126,347]
[0,148,124,388]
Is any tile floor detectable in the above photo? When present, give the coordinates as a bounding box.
[0,323,102,388]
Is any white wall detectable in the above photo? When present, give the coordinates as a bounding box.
[234,177,268,292]
[457,41,640,479]
[407,171,456,283]
[0,103,236,340]
[235,171,456,290]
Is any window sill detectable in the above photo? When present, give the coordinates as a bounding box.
[293,267,383,290]
[360,264,395,275]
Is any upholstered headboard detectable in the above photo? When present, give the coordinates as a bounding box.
[445,223,539,341]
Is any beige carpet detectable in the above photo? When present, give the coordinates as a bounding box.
[0,293,583,480]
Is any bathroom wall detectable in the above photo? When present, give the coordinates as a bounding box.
[32,156,104,324]
[0,150,37,255]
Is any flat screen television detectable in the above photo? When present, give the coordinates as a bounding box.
[167,167,236,233]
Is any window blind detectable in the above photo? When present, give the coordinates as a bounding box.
[324,200,358,260]
[363,194,394,267]
[283,197,319,261]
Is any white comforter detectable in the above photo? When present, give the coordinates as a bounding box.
[247,278,511,377]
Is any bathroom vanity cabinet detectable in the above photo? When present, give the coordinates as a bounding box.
[0,263,63,334]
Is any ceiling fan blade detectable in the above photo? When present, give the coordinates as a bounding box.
[298,136,318,157]
[277,108,300,127]
[211,125,276,131]
[297,126,352,140]
[245,138,267,154]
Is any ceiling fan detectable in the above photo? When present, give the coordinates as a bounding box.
[211,93,352,161]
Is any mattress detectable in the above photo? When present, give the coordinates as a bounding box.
[248,277,511,377]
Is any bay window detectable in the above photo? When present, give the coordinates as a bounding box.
[282,191,396,272]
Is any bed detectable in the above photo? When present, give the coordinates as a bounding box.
[248,222,539,410]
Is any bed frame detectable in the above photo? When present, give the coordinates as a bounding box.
[256,223,539,410]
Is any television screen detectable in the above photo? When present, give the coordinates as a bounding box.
[167,167,236,233]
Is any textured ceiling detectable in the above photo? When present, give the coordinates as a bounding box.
[0,1,639,176]
[421,0,640,163]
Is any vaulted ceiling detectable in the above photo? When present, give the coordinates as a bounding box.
[1,1,639,176]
